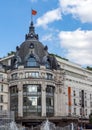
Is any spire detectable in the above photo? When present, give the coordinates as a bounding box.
[25,10,38,40]
[29,21,35,34]
[25,20,39,41]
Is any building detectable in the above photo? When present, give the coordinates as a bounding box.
[0,63,8,111]
[0,20,92,127]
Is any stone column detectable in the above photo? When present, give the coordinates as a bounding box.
[57,86,62,116]
[54,87,58,116]
[18,82,23,117]
[41,83,46,117]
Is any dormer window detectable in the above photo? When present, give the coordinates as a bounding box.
[14,59,18,69]
[13,56,21,69]
[27,56,39,67]
[45,59,51,69]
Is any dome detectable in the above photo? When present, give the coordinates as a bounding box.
[11,21,59,70]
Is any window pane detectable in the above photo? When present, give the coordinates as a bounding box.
[27,57,39,67]
[23,84,41,117]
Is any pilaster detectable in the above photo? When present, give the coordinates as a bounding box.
[41,83,46,117]
[18,82,23,117]
[54,87,58,116]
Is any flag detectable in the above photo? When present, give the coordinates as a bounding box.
[32,9,37,15]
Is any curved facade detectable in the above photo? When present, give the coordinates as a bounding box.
[1,19,92,127]
[8,21,61,125]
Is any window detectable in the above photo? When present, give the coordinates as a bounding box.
[0,95,3,103]
[23,84,41,117]
[14,59,18,68]
[46,97,54,107]
[28,97,37,106]
[28,85,37,93]
[79,99,82,106]
[46,73,53,80]
[74,108,76,115]
[11,73,17,80]
[0,105,3,111]
[46,86,54,116]
[10,86,18,117]
[73,90,76,96]
[0,74,3,81]
[0,84,3,92]
[74,99,77,105]
[85,100,87,107]
[27,56,39,67]
[10,86,18,94]
[25,72,39,78]
[90,94,92,100]
[85,109,87,115]
[45,60,51,69]
[85,93,87,98]
[80,108,82,115]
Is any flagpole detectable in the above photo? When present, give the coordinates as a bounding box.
[31,9,33,22]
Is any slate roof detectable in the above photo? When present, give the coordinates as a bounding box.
[11,21,59,70]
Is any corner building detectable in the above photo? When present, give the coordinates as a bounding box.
[8,21,63,126]
[0,20,92,127]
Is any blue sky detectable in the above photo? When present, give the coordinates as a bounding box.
[0,0,92,67]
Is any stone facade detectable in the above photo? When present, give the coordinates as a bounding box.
[0,21,92,127]
[0,64,9,111]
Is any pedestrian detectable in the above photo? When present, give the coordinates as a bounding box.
[79,126,83,130]
[77,126,80,130]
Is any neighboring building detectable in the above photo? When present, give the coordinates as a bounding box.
[0,63,8,111]
[0,20,92,127]
[56,57,92,119]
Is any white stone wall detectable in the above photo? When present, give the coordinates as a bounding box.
[56,56,92,118]
[0,71,9,111]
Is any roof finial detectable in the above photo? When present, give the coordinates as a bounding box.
[25,10,38,40]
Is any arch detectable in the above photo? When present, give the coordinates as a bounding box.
[26,55,39,67]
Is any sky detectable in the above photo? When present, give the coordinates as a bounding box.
[0,0,92,67]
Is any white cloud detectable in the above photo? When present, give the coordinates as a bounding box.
[36,8,62,28]
[59,0,92,23]
[41,34,53,42]
[36,0,92,28]
[58,29,92,66]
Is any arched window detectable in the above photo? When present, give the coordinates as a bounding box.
[45,62,50,69]
[27,56,39,67]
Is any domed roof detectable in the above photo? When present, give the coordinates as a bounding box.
[18,40,47,64]
[11,21,59,70]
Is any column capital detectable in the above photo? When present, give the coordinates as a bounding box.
[18,82,23,91]
[41,84,46,92]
